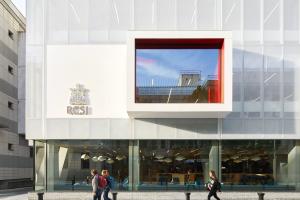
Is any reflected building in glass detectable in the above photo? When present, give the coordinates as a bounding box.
[27,0,300,192]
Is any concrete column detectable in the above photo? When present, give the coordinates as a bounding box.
[279,162,288,184]
[35,143,46,191]
[129,140,139,191]
[203,162,209,182]
[288,141,300,191]
[273,156,277,182]
[47,144,59,191]
[58,147,68,180]
[209,142,219,177]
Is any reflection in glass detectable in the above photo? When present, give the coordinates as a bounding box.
[135,48,221,103]
[274,140,296,190]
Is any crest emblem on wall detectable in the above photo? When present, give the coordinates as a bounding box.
[67,84,90,115]
[69,84,89,105]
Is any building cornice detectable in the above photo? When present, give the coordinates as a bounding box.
[0,0,26,31]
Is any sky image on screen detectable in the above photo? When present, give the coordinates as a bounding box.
[136,49,219,87]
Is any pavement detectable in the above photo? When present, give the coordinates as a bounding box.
[0,187,32,200]
[0,189,299,200]
[27,191,300,200]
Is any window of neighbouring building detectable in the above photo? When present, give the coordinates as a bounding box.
[8,65,14,75]
[8,101,14,110]
[8,30,14,40]
[8,143,14,151]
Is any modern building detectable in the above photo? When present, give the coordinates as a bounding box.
[27,0,300,192]
[0,0,32,189]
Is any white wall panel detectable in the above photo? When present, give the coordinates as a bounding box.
[157,0,176,30]
[243,0,261,42]
[68,0,89,43]
[89,0,110,42]
[263,0,281,43]
[197,0,217,30]
[222,0,242,42]
[134,0,157,30]
[27,0,44,45]
[177,0,197,30]
[46,45,128,118]
[47,0,68,43]
[284,0,299,42]
[109,0,132,41]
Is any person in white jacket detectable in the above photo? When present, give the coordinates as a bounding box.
[91,169,101,200]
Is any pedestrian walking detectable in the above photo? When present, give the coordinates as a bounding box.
[91,169,101,200]
[205,170,221,200]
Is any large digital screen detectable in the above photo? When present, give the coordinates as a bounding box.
[135,39,224,103]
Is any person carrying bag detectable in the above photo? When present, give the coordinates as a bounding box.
[205,170,221,200]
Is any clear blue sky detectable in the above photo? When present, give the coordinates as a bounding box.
[11,0,26,16]
[136,49,219,86]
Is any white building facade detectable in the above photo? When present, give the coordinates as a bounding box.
[27,0,300,191]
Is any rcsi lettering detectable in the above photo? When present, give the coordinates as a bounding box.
[67,106,89,115]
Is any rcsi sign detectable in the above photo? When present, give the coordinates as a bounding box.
[67,84,90,115]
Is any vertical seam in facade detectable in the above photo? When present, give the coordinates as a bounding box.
[262,45,265,138]
[280,0,284,44]
[260,0,264,45]
[131,0,135,30]
[240,0,244,44]
[42,0,46,139]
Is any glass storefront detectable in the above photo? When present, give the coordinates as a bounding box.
[222,141,275,190]
[34,140,300,191]
[35,140,129,191]
[139,140,218,190]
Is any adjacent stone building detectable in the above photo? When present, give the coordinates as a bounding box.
[0,0,32,189]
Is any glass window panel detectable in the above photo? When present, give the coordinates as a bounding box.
[263,47,282,113]
[233,48,243,69]
[283,46,300,118]
[222,119,243,133]
[221,140,274,189]
[264,119,282,133]
[243,47,263,115]
[233,83,241,101]
[46,140,129,191]
[139,140,218,190]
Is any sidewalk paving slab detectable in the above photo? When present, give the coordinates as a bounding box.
[27,192,300,200]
